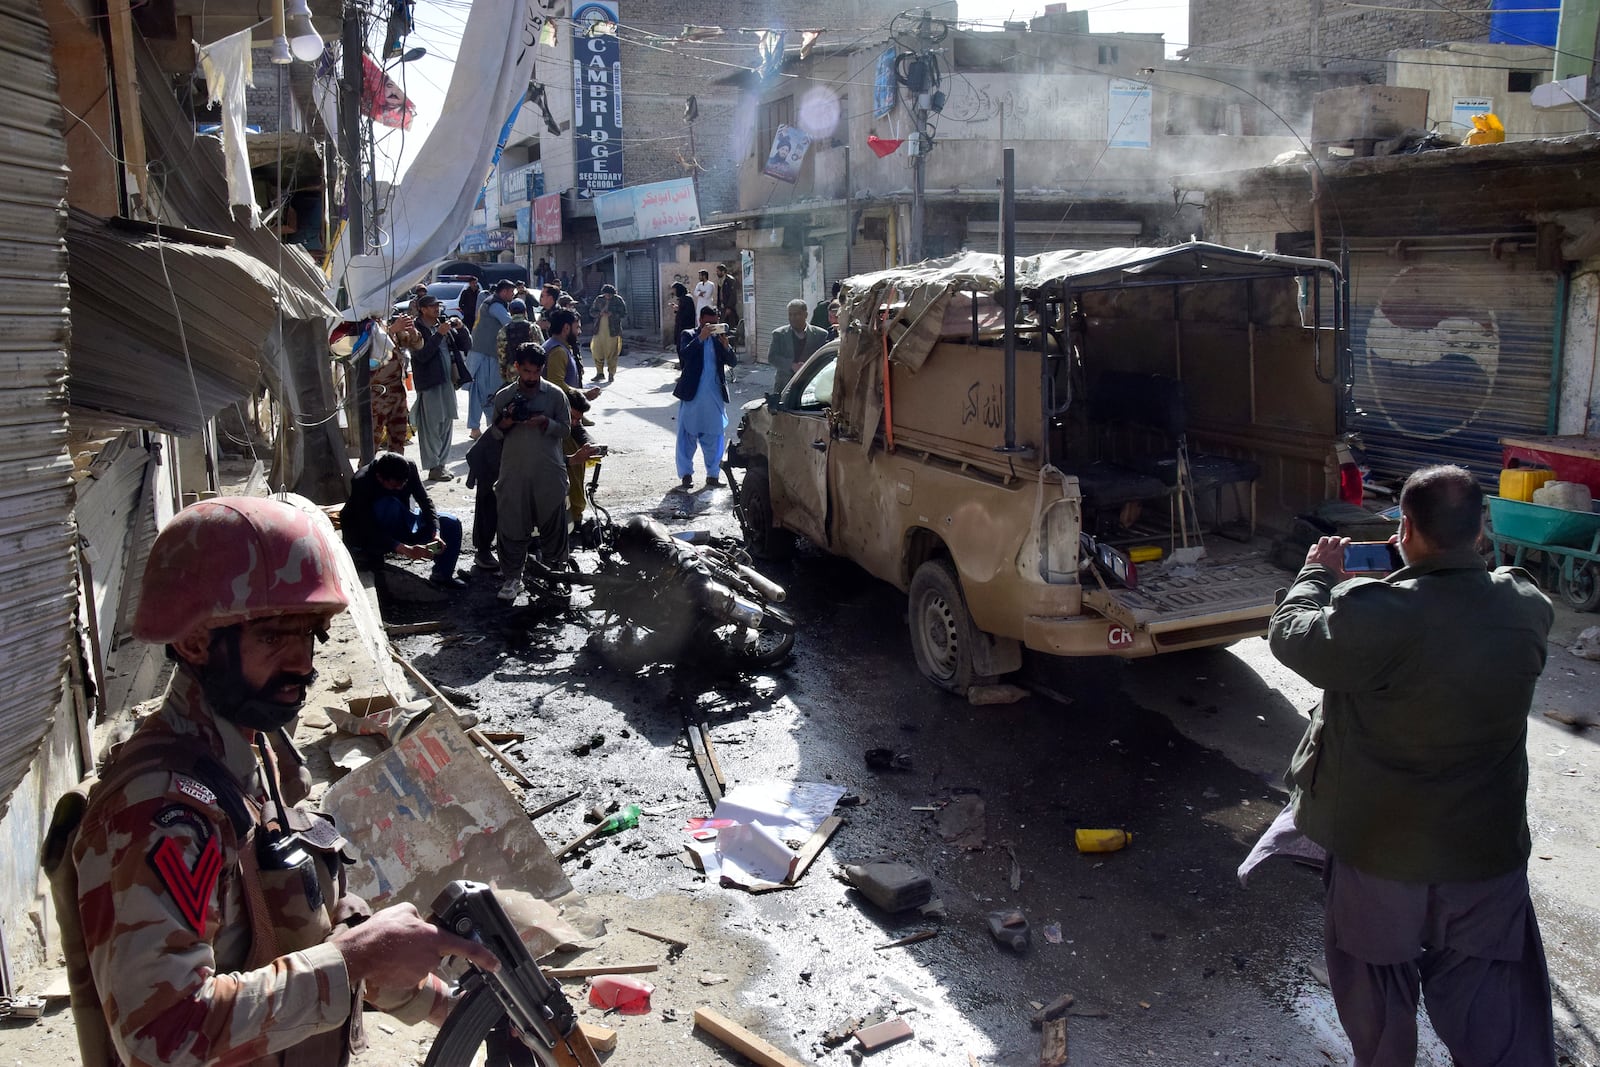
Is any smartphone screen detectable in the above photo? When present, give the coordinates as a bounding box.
[1343,541,1399,574]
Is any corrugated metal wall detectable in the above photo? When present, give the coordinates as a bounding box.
[624,249,658,334]
[1349,244,1559,484]
[752,250,800,366]
[0,0,77,817]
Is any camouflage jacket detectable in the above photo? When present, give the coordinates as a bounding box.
[72,669,448,1067]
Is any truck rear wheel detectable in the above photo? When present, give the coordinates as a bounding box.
[738,468,793,560]
[908,558,976,694]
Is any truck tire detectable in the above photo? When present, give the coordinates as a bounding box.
[908,558,976,694]
[738,468,794,561]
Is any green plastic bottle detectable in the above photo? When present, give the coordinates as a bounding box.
[595,803,641,838]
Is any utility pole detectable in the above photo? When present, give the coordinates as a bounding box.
[902,12,946,264]
[844,145,853,277]
[909,105,926,263]
[340,5,374,462]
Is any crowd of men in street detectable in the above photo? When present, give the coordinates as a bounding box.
[351,264,848,604]
[348,272,629,604]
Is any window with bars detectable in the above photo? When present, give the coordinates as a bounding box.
[757,95,794,157]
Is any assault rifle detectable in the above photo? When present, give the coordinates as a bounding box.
[430,880,598,1067]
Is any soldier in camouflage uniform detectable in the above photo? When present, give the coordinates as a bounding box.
[58,497,497,1067]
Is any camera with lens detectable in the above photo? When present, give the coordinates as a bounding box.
[507,394,535,422]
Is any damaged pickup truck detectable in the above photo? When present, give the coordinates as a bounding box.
[725,243,1358,695]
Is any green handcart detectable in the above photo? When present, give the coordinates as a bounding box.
[1486,495,1600,612]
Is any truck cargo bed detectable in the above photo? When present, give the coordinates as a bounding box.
[1082,542,1291,631]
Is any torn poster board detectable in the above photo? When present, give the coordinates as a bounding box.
[325,715,573,909]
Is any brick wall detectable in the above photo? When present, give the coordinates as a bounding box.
[244,49,297,132]
[1187,0,1485,75]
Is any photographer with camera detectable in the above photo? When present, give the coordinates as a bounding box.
[1267,465,1556,1066]
[406,295,458,482]
[489,342,572,602]
[673,305,738,492]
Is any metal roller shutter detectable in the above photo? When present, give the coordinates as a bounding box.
[818,233,848,291]
[624,249,657,334]
[966,220,1145,255]
[752,250,800,365]
[0,0,76,815]
[1348,244,1559,485]
[848,240,885,276]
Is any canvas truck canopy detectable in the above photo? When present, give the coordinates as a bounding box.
[833,242,1342,463]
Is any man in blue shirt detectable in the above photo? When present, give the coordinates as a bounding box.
[673,306,738,492]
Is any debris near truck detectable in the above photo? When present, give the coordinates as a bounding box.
[727,242,1360,694]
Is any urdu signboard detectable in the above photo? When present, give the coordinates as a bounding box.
[533,192,564,244]
[594,178,701,245]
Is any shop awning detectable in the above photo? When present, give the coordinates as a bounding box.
[66,210,335,435]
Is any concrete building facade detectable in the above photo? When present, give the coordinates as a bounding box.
[1186,0,1485,73]
[462,0,906,338]
[716,16,1328,365]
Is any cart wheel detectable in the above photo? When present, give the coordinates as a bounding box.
[1560,561,1600,612]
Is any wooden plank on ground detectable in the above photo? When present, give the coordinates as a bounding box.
[527,790,582,820]
[698,722,727,790]
[685,725,722,806]
[579,1022,616,1053]
[785,815,843,885]
[1039,1016,1068,1066]
[391,646,534,787]
[693,1007,813,1067]
[545,963,658,979]
[625,925,689,952]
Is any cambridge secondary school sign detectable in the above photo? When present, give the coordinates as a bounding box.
[573,0,622,199]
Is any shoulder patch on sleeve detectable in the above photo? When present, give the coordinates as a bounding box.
[153,803,214,845]
[172,773,218,807]
[148,832,223,936]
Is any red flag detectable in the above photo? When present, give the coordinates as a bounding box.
[362,54,416,130]
[867,134,904,158]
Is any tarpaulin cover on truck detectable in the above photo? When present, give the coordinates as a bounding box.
[833,242,1338,458]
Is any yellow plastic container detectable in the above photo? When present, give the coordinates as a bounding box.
[1128,545,1163,564]
[1499,467,1554,502]
[1074,828,1132,853]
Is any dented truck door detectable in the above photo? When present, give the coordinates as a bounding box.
[766,351,836,548]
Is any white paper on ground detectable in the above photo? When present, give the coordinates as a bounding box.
[712,780,846,840]
[716,822,799,890]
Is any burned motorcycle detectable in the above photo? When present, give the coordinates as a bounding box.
[526,513,796,670]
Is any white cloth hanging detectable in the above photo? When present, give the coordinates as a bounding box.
[195,28,259,226]
[332,0,544,317]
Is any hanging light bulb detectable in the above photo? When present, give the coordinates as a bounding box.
[269,0,293,63]
[285,0,323,61]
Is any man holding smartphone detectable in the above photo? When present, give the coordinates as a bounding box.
[673,305,738,491]
[1267,465,1555,1066]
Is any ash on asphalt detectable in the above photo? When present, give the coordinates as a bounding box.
[386,532,1354,1065]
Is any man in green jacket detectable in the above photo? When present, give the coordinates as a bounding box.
[1269,465,1555,1067]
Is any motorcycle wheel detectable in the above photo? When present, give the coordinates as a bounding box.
[424,981,552,1067]
[717,605,796,668]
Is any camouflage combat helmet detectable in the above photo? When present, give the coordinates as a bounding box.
[133,497,349,643]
